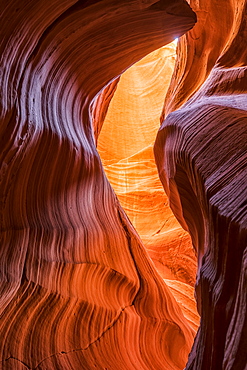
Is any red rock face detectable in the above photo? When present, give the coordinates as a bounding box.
[0,1,196,369]
[97,43,199,331]
[154,1,247,369]
[1,0,246,369]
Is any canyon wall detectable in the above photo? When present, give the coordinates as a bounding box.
[0,1,196,369]
[154,0,247,369]
[1,0,246,369]
[97,43,199,331]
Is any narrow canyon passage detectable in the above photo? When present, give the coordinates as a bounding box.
[1,0,246,368]
[97,42,200,331]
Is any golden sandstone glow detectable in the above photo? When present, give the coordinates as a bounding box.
[98,41,200,331]
[2,0,247,368]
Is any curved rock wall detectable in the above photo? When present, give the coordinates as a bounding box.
[154,0,247,369]
[0,1,196,369]
[97,43,199,331]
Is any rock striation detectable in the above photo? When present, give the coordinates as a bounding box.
[97,43,199,331]
[2,0,246,368]
[154,0,247,369]
[0,1,196,369]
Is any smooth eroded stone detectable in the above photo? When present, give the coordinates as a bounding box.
[0,0,196,369]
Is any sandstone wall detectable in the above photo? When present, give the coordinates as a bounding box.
[154,1,247,368]
[0,1,196,369]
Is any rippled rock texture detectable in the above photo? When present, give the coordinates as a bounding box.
[1,0,246,368]
[155,0,247,369]
[97,43,199,331]
[0,1,196,369]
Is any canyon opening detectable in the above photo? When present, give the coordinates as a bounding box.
[96,41,200,333]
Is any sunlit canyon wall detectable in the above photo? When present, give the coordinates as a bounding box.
[97,43,199,331]
[0,1,246,370]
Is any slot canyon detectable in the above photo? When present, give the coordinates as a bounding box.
[0,0,246,369]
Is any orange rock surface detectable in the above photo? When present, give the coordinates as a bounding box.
[0,1,196,369]
[97,43,199,331]
[1,0,246,368]
[155,0,247,369]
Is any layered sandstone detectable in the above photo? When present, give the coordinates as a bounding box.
[97,43,199,331]
[0,1,196,369]
[1,0,246,368]
[154,0,247,369]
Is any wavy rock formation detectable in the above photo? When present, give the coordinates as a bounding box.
[154,0,247,369]
[0,1,196,369]
[97,43,199,331]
